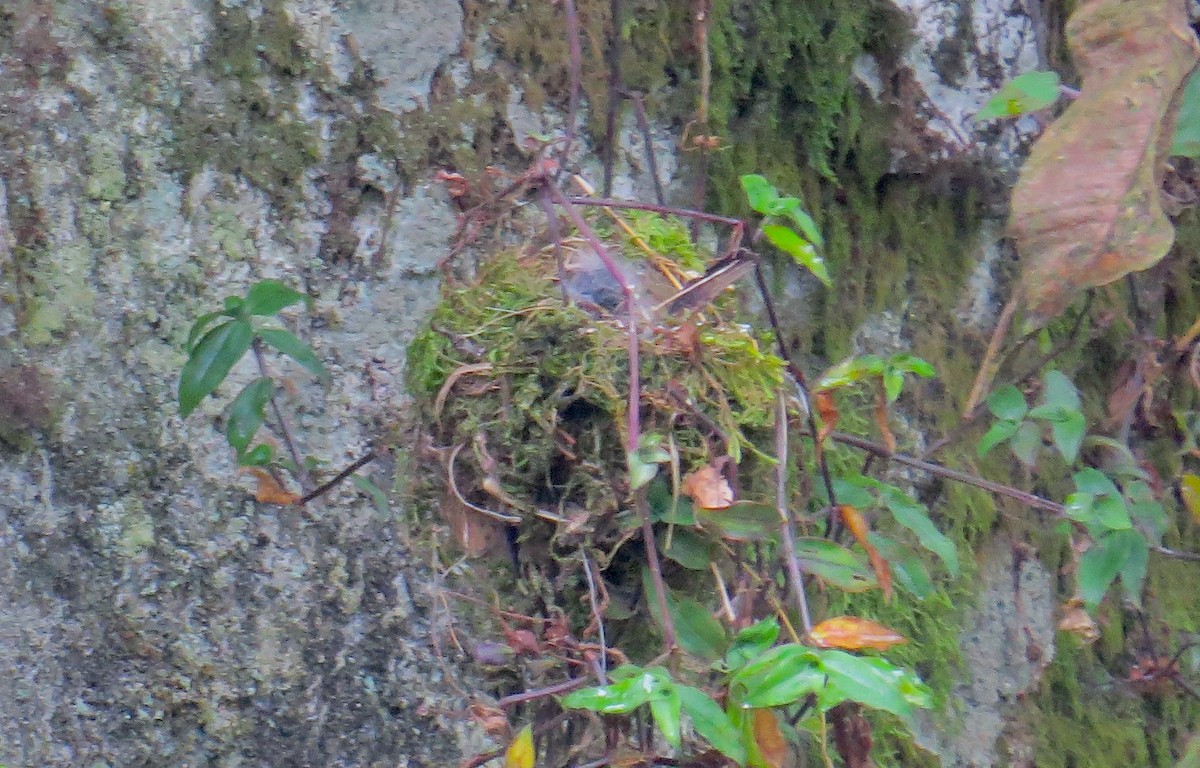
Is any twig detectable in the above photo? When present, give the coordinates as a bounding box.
[636,487,676,651]
[776,391,813,635]
[602,0,623,196]
[580,547,609,679]
[299,450,376,505]
[497,677,590,708]
[964,292,1020,418]
[566,196,742,229]
[447,443,523,524]
[1154,546,1200,562]
[252,337,313,491]
[560,0,582,165]
[625,91,665,205]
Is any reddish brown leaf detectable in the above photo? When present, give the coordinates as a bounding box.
[751,708,789,768]
[808,617,907,651]
[873,379,896,455]
[1010,0,1199,325]
[815,390,838,444]
[682,464,735,510]
[1058,599,1100,644]
[839,506,892,600]
[830,702,874,768]
[244,468,302,505]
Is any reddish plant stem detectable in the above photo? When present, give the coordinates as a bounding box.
[602,0,623,196]
[252,337,312,492]
[299,450,376,505]
[775,392,813,635]
[561,0,583,164]
[497,676,589,708]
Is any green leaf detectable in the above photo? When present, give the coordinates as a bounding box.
[762,225,831,287]
[1040,369,1081,412]
[643,572,728,661]
[817,355,885,390]
[186,310,229,353]
[226,377,274,454]
[562,668,660,714]
[1073,468,1121,497]
[1009,420,1043,466]
[1064,492,1095,525]
[794,538,877,592]
[740,174,779,214]
[815,650,931,719]
[661,528,714,570]
[650,688,682,749]
[239,443,274,467]
[1078,530,1141,608]
[890,353,935,378]
[1118,532,1149,606]
[883,368,904,403]
[725,619,780,671]
[628,433,671,490]
[977,419,1021,457]
[255,327,329,380]
[178,319,254,417]
[243,279,311,316]
[1172,67,1200,158]
[881,491,959,577]
[783,206,823,248]
[679,686,746,766]
[1093,494,1132,530]
[830,477,874,509]
[695,501,779,542]
[1048,410,1086,464]
[986,385,1028,421]
[976,70,1061,120]
[733,645,825,708]
[870,534,934,599]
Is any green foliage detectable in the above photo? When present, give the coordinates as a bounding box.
[976,70,1062,120]
[741,174,830,286]
[818,352,936,401]
[562,617,931,766]
[1171,67,1200,158]
[178,279,326,466]
[978,370,1083,464]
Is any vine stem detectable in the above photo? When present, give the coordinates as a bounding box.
[776,391,813,635]
[252,337,312,492]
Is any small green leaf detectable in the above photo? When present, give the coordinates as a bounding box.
[1078,530,1140,608]
[725,619,780,671]
[815,650,931,719]
[1172,67,1200,158]
[1048,410,1086,464]
[650,687,682,749]
[1009,420,1043,466]
[1118,532,1149,606]
[628,452,660,490]
[986,385,1028,421]
[1064,492,1095,524]
[679,686,746,766]
[1093,494,1132,530]
[890,354,935,378]
[783,206,823,248]
[226,377,274,454]
[239,443,274,466]
[817,355,885,390]
[883,368,904,403]
[794,538,877,592]
[256,327,329,380]
[881,491,959,577]
[661,528,714,570]
[562,670,656,714]
[976,70,1061,120]
[186,310,229,353]
[762,225,831,286]
[695,501,779,542]
[870,534,934,599]
[740,174,779,214]
[178,320,254,417]
[734,645,825,708]
[243,279,311,316]
[1040,369,1081,412]
[1073,468,1121,497]
[643,574,728,661]
[978,419,1021,457]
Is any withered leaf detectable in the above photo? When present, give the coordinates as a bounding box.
[1010,0,1199,325]
[244,468,302,505]
[808,616,907,651]
[839,506,892,600]
[682,464,735,510]
[751,708,789,768]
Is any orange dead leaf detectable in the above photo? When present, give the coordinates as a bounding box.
[504,724,535,768]
[873,379,896,455]
[244,468,302,505]
[815,390,838,444]
[839,505,892,600]
[751,709,788,768]
[682,464,734,510]
[1010,0,1199,325]
[808,616,907,651]
[1058,600,1100,644]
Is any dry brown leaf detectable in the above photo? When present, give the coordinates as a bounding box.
[1058,599,1100,643]
[829,702,874,768]
[873,379,896,455]
[752,708,789,768]
[839,505,892,600]
[1010,0,1199,325]
[244,468,302,505]
[815,390,838,444]
[808,616,907,651]
[682,464,734,510]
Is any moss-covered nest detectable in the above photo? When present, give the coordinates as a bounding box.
[407,212,786,577]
